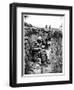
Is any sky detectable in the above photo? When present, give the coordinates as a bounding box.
[23,15,64,29]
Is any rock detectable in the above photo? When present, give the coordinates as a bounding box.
[30,63,41,74]
[42,65,53,73]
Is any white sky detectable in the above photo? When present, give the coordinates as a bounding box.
[23,15,64,28]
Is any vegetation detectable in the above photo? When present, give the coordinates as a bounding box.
[24,22,62,74]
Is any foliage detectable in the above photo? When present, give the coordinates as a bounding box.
[24,22,63,74]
